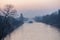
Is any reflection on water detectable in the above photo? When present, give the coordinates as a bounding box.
[5,23,60,40]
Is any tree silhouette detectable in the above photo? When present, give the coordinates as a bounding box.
[0,4,17,40]
[34,9,60,30]
[0,5,17,17]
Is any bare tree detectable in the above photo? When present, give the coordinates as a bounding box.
[0,4,17,25]
[0,4,17,17]
[0,4,17,40]
[0,4,17,28]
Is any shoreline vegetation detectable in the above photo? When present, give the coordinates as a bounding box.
[34,9,60,30]
[0,5,24,40]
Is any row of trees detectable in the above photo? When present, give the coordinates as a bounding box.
[34,9,60,29]
[0,5,24,40]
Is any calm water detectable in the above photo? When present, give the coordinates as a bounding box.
[5,22,60,40]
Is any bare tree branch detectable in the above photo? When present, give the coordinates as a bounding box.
[0,4,17,17]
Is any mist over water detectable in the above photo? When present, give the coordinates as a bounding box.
[4,22,60,40]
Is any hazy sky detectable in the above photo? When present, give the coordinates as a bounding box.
[0,0,60,18]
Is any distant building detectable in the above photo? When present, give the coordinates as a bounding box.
[19,13,24,23]
[20,13,24,21]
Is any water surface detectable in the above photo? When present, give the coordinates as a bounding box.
[5,23,60,40]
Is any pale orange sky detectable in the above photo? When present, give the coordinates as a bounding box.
[0,0,60,10]
[0,0,60,18]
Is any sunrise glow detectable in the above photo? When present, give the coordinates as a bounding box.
[0,0,60,10]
